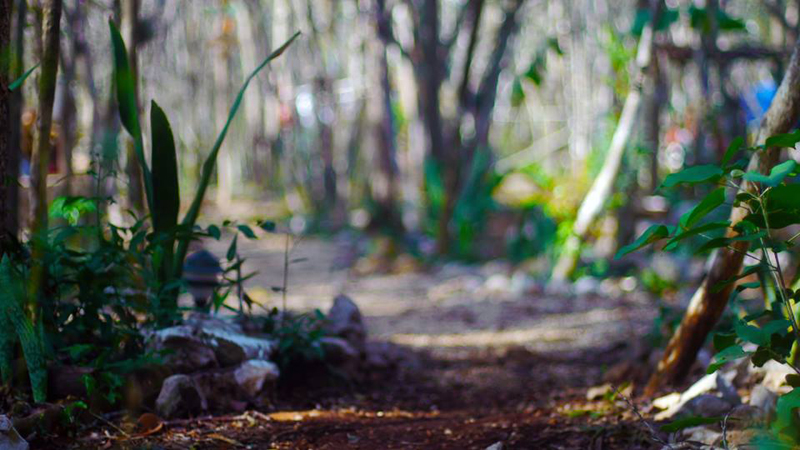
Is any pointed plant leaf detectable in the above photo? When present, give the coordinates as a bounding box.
[615,224,671,259]
[664,221,729,251]
[174,31,300,277]
[150,101,180,281]
[721,137,744,166]
[707,345,751,374]
[661,416,723,433]
[743,160,797,188]
[109,19,154,211]
[227,234,238,262]
[679,188,725,230]
[237,225,257,239]
[150,101,180,237]
[661,165,723,188]
[9,63,40,91]
[765,130,800,149]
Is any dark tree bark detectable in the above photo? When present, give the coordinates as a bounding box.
[0,0,12,252]
[385,0,525,254]
[645,36,800,395]
[6,0,25,246]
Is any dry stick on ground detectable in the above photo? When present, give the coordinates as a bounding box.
[551,0,661,282]
[644,36,800,396]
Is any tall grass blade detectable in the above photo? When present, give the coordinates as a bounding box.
[174,31,300,276]
[150,101,180,280]
[109,19,154,212]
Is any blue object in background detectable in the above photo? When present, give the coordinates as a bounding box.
[740,79,777,126]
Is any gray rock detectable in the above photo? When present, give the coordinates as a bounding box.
[326,295,366,353]
[0,415,28,450]
[680,425,721,447]
[156,374,203,418]
[726,404,766,429]
[749,385,778,418]
[150,313,277,369]
[574,277,601,297]
[234,360,280,397]
[654,371,740,420]
[320,337,360,364]
[485,442,504,450]
[683,394,735,418]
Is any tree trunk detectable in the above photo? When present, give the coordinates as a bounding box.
[645,36,800,396]
[7,0,25,244]
[551,1,661,282]
[122,0,143,214]
[0,0,11,252]
[29,0,61,236]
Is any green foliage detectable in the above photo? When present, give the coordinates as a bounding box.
[260,308,327,370]
[9,63,39,91]
[620,133,800,444]
[0,257,48,403]
[661,415,723,432]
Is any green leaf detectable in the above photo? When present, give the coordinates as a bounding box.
[227,234,238,261]
[711,264,761,293]
[9,63,40,91]
[150,101,180,238]
[663,221,729,251]
[765,130,800,149]
[661,165,723,188]
[237,225,257,239]
[707,345,751,374]
[615,224,671,259]
[150,101,180,281]
[773,388,800,434]
[207,225,221,240]
[713,332,737,353]
[661,416,723,433]
[174,31,300,278]
[743,160,797,188]
[695,231,768,254]
[109,19,154,212]
[679,188,725,229]
[745,184,800,229]
[721,137,744,166]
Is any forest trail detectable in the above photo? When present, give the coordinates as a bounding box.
[122,234,656,449]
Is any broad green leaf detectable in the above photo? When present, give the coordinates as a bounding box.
[237,224,257,239]
[150,101,180,238]
[227,234,238,261]
[663,221,729,251]
[150,101,180,281]
[9,63,40,91]
[721,137,744,166]
[174,31,300,277]
[743,160,797,188]
[615,224,671,259]
[109,19,154,212]
[207,225,221,240]
[661,165,723,188]
[679,188,725,229]
[661,416,723,433]
[707,345,751,373]
[745,184,800,229]
[773,388,800,434]
[765,130,800,149]
[713,332,736,353]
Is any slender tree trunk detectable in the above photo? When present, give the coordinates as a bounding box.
[7,0,25,244]
[0,0,11,252]
[122,0,143,214]
[551,1,661,282]
[30,0,61,236]
[214,12,233,206]
[645,36,800,396]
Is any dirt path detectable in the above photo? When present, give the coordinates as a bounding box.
[77,235,661,449]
